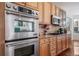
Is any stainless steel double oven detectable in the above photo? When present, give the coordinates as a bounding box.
[5,2,39,56]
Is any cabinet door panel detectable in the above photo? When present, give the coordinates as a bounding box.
[62,35,66,50]
[44,2,51,24]
[56,6,60,16]
[38,2,44,24]
[15,2,25,6]
[26,2,38,10]
[51,4,56,16]
[40,43,49,56]
[49,37,56,56]
[0,43,5,56]
[57,36,62,54]
[0,3,5,56]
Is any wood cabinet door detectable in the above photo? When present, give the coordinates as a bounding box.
[38,2,44,24]
[62,35,66,50]
[56,35,62,54]
[51,4,56,16]
[0,43,5,56]
[0,3,5,56]
[26,2,38,10]
[43,2,51,24]
[15,2,26,6]
[40,43,49,56]
[56,6,60,16]
[40,38,49,56]
[66,35,71,48]
[49,37,56,56]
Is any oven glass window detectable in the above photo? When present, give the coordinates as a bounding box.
[14,45,34,56]
[14,20,34,32]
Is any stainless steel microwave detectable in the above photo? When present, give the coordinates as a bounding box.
[51,15,61,26]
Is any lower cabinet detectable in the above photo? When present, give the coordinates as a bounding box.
[39,34,70,56]
[40,39,49,56]
[62,35,66,51]
[56,35,62,54]
[49,37,56,56]
[66,35,71,48]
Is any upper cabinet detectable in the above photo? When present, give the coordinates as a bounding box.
[26,2,38,10]
[55,6,60,17]
[43,2,51,24]
[38,2,51,24]
[38,2,44,24]
[15,2,26,6]
[15,2,38,10]
[51,4,56,16]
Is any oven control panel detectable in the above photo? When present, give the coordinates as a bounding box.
[5,2,38,16]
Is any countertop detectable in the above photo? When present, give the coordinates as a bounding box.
[39,33,66,39]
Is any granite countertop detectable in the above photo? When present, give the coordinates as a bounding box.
[39,33,66,39]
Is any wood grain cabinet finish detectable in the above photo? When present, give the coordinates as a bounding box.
[49,37,56,56]
[0,3,5,56]
[26,2,38,10]
[15,2,26,6]
[61,35,66,51]
[56,35,62,54]
[0,43,5,56]
[66,35,71,48]
[38,2,44,24]
[51,3,56,16]
[43,2,51,24]
[40,39,49,56]
[55,6,60,17]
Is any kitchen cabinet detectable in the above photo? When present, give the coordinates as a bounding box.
[40,39,49,56]
[43,2,51,24]
[51,3,56,16]
[62,35,66,51]
[0,43,5,56]
[49,37,56,56]
[26,2,38,10]
[0,3,5,56]
[62,10,66,27]
[15,2,26,6]
[56,35,62,54]
[55,6,60,17]
[38,2,44,24]
[66,35,71,48]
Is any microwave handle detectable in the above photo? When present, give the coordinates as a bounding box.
[51,15,53,24]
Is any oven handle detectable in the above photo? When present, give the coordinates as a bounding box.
[6,41,37,47]
[6,11,38,19]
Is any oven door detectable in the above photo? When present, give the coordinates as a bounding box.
[5,12,39,41]
[5,40,39,56]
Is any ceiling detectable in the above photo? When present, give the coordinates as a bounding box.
[53,2,79,17]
